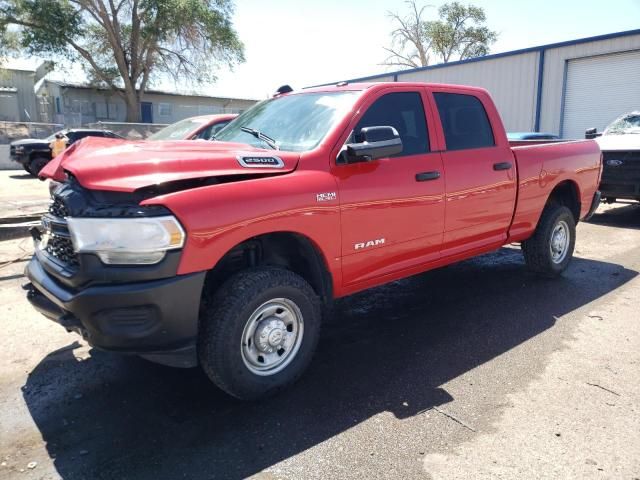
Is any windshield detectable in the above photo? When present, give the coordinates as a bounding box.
[215,91,360,151]
[148,118,208,140]
[604,113,640,135]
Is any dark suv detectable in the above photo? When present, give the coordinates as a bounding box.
[10,128,123,175]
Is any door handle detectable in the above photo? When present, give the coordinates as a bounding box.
[415,171,441,182]
[493,162,513,171]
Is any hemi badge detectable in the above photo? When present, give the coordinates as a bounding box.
[316,192,336,202]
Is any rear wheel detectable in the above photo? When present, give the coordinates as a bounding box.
[198,267,322,400]
[27,156,49,176]
[522,204,576,277]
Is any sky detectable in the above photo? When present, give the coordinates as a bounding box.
[201,0,640,99]
[25,0,640,100]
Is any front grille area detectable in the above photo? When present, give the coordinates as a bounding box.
[601,150,640,198]
[45,231,79,267]
[602,151,640,180]
[44,194,78,269]
[49,197,70,218]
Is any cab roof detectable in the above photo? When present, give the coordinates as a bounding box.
[299,81,490,96]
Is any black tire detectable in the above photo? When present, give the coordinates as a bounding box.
[22,164,31,173]
[28,157,49,176]
[522,204,576,277]
[198,267,322,400]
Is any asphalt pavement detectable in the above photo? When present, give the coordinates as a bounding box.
[0,172,638,479]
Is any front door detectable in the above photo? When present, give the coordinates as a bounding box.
[432,89,517,256]
[333,89,445,288]
[141,102,153,123]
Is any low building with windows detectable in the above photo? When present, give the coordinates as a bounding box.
[35,80,258,126]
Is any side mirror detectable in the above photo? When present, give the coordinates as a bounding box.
[585,127,601,139]
[343,126,403,163]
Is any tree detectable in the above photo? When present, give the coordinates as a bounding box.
[0,0,245,122]
[383,1,497,69]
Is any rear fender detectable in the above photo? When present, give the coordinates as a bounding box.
[508,140,600,242]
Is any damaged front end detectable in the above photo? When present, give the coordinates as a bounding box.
[23,177,205,367]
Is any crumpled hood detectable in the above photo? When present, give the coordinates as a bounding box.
[596,134,640,152]
[40,137,300,192]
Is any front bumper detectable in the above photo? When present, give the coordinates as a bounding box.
[10,153,28,165]
[25,256,206,367]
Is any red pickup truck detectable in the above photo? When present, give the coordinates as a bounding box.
[27,82,602,400]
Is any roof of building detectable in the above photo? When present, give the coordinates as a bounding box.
[42,79,259,103]
[0,58,39,72]
[313,28,640,86]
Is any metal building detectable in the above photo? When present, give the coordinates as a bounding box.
[321,29,640,139]
[0,60,50,122]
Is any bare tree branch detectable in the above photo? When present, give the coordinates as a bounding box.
[382,1,496,69]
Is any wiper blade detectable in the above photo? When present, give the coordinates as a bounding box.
[240,126,278,150]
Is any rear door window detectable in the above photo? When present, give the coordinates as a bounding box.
[434,93,495,150]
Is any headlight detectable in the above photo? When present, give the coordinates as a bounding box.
[66,216,185,265]
[14,146,24,153]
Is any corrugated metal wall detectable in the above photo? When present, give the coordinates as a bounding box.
[393,52,539,131]
[0,69,38,122]
[359,74,396,83]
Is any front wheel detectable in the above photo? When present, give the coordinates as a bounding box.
[522,204,576,277]
[198,267,322,400]
[28,156,49,176]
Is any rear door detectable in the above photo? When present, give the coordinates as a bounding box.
[333,88,445,287]
[431,88,517,256]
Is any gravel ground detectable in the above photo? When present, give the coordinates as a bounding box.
[0,173,639,480]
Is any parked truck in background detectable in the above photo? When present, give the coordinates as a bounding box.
[26,82,602,400]
[10,128,124,175]
[586,112,640,204]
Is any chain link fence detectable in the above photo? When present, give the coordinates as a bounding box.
[85,122,169,139]
[0,121,64,144]
[0,120,172,144]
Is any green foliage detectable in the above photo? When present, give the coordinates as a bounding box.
[427,2,497,63]
[383,1,497,68]
[0,0,245,120]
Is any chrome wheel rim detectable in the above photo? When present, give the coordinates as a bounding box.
[550,220,570,264]
[241,298,304,376]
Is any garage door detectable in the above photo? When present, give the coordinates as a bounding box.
[561,50,640,139]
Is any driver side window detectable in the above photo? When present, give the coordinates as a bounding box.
[352,92,429,157]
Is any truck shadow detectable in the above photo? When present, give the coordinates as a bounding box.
[588,203,640,230]
[22,248,636,480]
[8,173,35,180]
